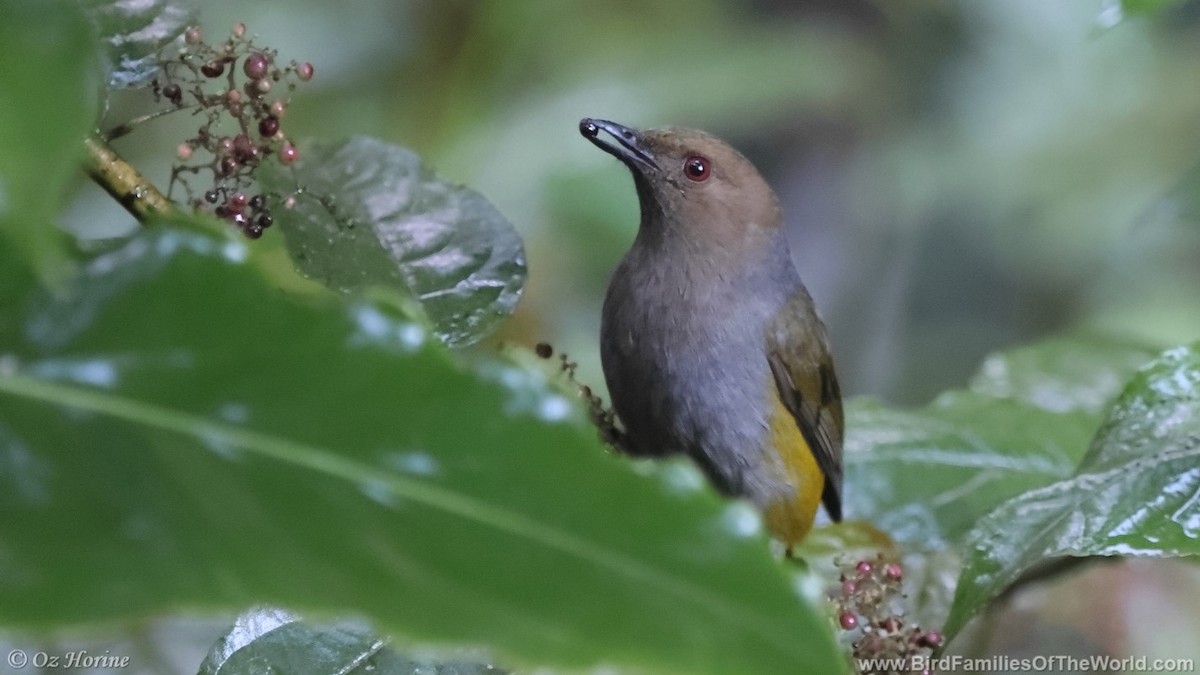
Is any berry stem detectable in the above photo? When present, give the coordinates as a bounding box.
[83,135,176,224]
[103,105,198,142]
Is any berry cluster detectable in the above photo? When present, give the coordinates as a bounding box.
[835,557,943,674]
[149,22,313,238]
[535,342,629,452]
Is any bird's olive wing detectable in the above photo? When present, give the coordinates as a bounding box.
[766,292,844,522]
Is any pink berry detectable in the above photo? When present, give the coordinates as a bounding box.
[838,612,858,630]
[923,630,943,647]
[283,195,297,209]
[279,142,299,165]
[270,99,287,118]
[227,89,242,104]
[231,22,246,38]
[884,563,903,581]
[296,62,314,81]
[184,26,201,44]
[243,52,269,80]
[841,580,857,596]
[855,560,873,575]
[176,143,193,161]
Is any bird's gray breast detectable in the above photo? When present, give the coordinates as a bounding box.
[600,239,797,497]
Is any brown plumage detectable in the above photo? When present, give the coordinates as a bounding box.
[580,118,843,546]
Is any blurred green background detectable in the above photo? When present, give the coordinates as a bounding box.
[79,0,1200,408]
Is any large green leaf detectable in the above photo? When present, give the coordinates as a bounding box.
[844,336,1158,549]
[80,0,195,88]
[968,334,1161,415]
[0,225,842,675]
[0,0,98,280]
[944,343,1200,639]
[259,136,526,348]
[198,607,504,675]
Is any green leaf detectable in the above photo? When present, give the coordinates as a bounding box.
[198,607,504,675]
[968,334,1161,415]
[845,336,1158,550]
[0,0,98,279]
[80,0,195,88]
[259,136,526,348]
[1120,0,1188,15]
[845,394,1097,550]
[0,225,842,674]
[944,343,1200,639]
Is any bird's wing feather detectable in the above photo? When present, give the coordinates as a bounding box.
[766,291,844,521]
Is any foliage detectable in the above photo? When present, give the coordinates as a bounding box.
[0,0,1198,673]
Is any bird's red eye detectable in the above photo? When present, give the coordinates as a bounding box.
[683,155,710,182]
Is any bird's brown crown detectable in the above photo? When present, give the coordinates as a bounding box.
[581,119,782,239]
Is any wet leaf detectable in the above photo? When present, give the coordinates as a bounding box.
[0,224,841,674]
[944,343,1200,639]
[0,0,98,279]
[81,0,196,88]
[968,334,1160,415]
[198,607,504,675]
[844,393,1096,550]
[259,136,526,348]
[845,336,1158,550]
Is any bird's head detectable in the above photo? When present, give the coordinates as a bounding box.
[580,118,782,240]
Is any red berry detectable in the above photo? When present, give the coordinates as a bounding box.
[233,134,255,161]
[258,115,280,137]
[228,193,248,213]
[296,62,314,81]
[855,560,873,575]
[243,52,269,80]
[201,61,225,78]
[838,612,858,630]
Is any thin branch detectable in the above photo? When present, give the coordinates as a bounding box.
[83,135,176,224]
[103,105,195,142]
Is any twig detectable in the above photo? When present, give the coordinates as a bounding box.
[82,135,176,224]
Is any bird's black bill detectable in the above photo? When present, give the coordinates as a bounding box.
[579,118,658,172]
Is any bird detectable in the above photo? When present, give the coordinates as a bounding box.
[579,118,843,549]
